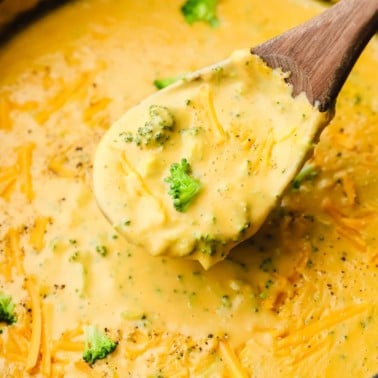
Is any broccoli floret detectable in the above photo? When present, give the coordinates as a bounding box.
[0,292,16,325]
[82,325,118,366]
[181,0,220,28]
[136,105,175,146]
[165,159,201,212]
[153,75,182,90]
[292,163,319,189]
[120,105,175,148]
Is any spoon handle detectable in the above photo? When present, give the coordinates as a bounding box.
[252,0,378,111]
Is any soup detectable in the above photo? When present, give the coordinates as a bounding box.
[0,0,377,376]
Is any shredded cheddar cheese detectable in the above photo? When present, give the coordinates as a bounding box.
[219,340,248,378]
[0,96,12,131]
[7,228,25,276]
[17,143,35,201]
[41,302,53,376]
[25,277,42,372]
[29,216,51,253]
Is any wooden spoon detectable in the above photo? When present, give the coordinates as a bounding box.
[94,0,378,268]
[252,0,378,112]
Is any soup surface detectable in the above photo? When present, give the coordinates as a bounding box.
[0,0,377,376]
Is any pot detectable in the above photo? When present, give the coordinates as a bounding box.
[0,1,377,376]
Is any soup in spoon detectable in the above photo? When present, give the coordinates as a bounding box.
[93,50,329,269]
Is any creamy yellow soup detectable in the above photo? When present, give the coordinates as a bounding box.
[94,50,328,269]
[0,0,377,377]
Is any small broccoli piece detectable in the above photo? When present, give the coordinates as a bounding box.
[259,257,275,273]
[237,221,251,236]
[165,159,201,212]
[95,245,108,257]
[180,126,204,136]
[119,131,134,143]
[0,293,16,325]
[195,234,225,256]
[120,105,175,148]
[82,325,118,366]
[181,0,220,27]
[138,105,175,146]
[292,163,319,189]
[153,75,182,90]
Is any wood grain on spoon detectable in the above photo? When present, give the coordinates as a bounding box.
[252,0,378,112]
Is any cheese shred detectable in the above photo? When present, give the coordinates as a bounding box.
[25,277,42,372]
